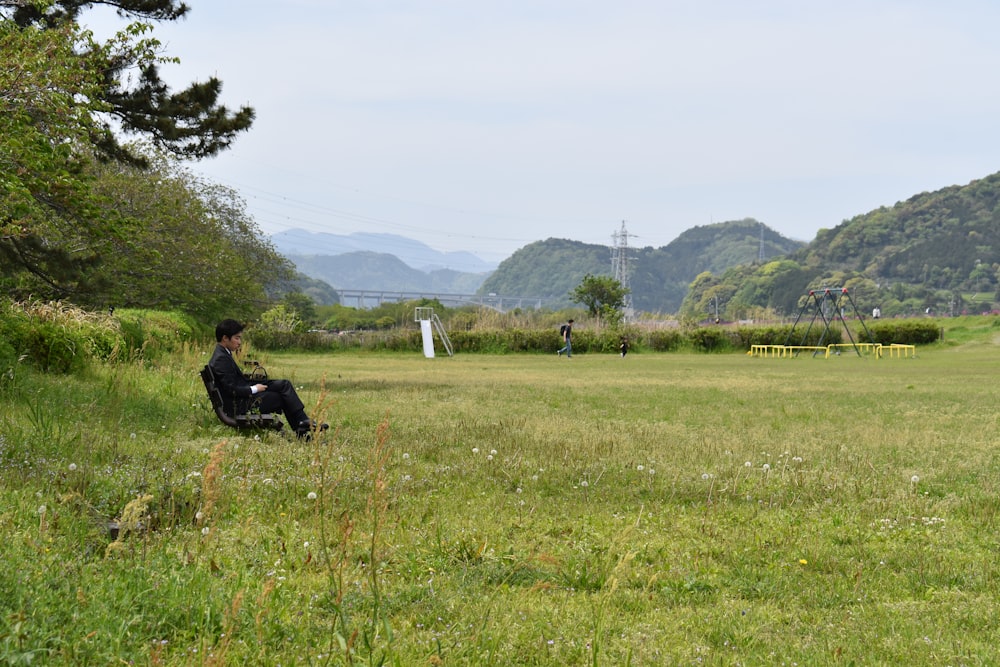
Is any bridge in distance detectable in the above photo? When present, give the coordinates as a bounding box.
[336,289,551,312]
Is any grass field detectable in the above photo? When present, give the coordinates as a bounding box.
[1,321,999,665]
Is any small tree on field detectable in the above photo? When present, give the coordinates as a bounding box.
[571,274,629,325]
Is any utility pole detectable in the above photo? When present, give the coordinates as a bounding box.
[611,220,636,319]
[758,221,766,263]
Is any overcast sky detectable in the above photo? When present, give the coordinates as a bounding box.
[86,1,1000,262]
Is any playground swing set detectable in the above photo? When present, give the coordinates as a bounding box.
[748,287,916,359]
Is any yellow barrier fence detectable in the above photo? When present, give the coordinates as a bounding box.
[748,343,916,359]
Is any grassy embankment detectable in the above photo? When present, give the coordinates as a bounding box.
[1,316,998,664]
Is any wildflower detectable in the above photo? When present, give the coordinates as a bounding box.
[799,559,808,565]
[762,463,771,472]
[580,480,589,488]
[38,505,47,515]
[472,447,479,454]
[744,461,752,468]
[402,452,410,460]
[303,541,310,548]
[516,487,523,493]
[68,463,77,471]
[307,492,317,500]
[130,433,137,439]
[195,511,204,521]
[201,527,210,536]
[701,473,710,480]
[911,475,920,483]
[636,464,644,472]
[792,456,803,463]
[490,449,497,456]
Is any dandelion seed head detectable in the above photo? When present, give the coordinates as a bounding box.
[402,452,410,460]
[762,463,771,471]
[195,511,204,521]
[201,527,210,536]
[911,475,920,483]
[471,447,479,455]
[68,463,77,471]
[486,454,493,461]
[580,480,589,487]
[636,464,644,472]
[744,461,752,468]
[701,473,710,480]
[307,491,317,500]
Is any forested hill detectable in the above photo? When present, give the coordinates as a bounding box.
[480,219,804,313]
[796,172,1000,285]
[681,173,1000,320]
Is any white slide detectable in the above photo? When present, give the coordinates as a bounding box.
[420,319,435,358]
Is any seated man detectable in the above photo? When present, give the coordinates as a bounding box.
[209,319,326,437]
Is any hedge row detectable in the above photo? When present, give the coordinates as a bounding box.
[0,303,945,378]
[253,321,941,355]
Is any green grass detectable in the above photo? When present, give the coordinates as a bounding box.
[1,330,999,665]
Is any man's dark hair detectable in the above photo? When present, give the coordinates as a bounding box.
[216,319,245,342]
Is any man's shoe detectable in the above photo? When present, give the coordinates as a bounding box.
[296,419,329,438]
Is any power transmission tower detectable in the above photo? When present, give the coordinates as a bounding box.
[611,220,636,318]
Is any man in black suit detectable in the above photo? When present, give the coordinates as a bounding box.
[209,319,326,437]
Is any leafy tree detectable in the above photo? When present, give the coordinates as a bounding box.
[3,0,255,165]
[571,274,629,323]
[0,19,121,295]
[80,149,293,321]
[282,292,317,325]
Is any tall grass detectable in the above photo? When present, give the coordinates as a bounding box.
[0,334,998,664]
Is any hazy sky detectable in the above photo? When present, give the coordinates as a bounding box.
[86,1,1000,262]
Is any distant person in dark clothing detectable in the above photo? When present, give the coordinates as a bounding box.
[557,319,574,358]
[209,319,326,438]
[619,336,629,358]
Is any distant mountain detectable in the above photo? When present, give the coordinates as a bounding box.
[285,251,490,293]
[481,220,804,313]
[271,229,497,273]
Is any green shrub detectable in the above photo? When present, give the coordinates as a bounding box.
[114,309,198,359]
[643,328,684,352]
[0,301,128,373]
[865,320,941,345]
[687,326,733,352]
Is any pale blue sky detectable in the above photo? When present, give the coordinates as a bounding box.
[87,1,1000,262]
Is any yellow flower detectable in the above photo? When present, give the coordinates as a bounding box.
[799,559,808,565]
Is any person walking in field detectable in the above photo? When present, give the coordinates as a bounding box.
[619,336,629,358]
[557,319,574,358]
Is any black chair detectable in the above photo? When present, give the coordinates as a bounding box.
[200,365,283,431]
